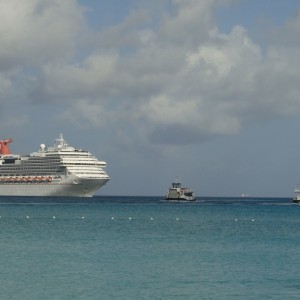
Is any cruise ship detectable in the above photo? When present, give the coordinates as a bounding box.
[0,134,110,197]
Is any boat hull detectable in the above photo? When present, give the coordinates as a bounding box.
[0,176,109,197]
[165,186,195,201]
[165,197,196,201]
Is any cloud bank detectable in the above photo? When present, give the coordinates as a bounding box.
[1,0,300,148]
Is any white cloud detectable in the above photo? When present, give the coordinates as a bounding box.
[0,0,84,70]
[58,99,110,128]
[0,75,12,97]
[39,53,119,99]
[1,0,300,150]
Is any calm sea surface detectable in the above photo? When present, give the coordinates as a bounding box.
[0,196,299,299]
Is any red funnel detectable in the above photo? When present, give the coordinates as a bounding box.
[0,138,13,155]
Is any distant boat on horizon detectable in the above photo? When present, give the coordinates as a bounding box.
[241,193,251,198]
[293,186,300,203]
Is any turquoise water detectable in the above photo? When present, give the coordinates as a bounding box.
[0,197,299,299]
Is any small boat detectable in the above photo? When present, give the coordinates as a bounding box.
[165,179,195,201]
[293,185,300,203]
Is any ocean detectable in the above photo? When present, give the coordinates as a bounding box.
[0,196,299,299]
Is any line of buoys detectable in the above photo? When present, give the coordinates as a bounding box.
[0,215,183,221]
[0,216,260,222]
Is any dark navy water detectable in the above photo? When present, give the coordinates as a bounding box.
[0,196,299,299]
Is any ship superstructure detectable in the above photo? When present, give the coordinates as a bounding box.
[0,134,109,197]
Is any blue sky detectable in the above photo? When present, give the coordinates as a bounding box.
[1,0,300,197]
[217,0,300,28]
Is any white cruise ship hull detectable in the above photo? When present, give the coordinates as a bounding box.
[0,177,109,197]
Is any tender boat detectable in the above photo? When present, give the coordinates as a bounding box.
[165,179,195,201]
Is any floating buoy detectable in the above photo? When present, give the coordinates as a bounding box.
[111,217,114,220]
[53,216,56,219]
[150,217,154,221]
[26,216,29,219]
[81,216,85,219]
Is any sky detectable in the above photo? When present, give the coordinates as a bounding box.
[1,0,300,197]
